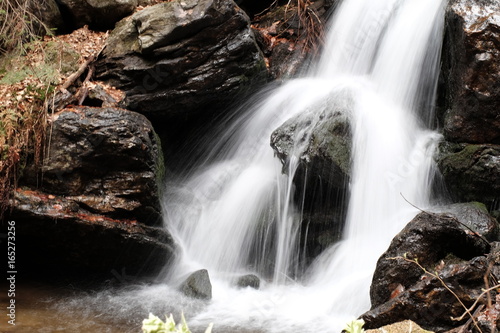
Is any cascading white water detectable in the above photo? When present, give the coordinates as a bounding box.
[157,0,448,331]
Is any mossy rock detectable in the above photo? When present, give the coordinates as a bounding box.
[436,142,500,208]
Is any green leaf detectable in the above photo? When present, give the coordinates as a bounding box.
[142,313,167,333]
[142,313,211,333]
[178,313,191,333]
[164,314,177,331]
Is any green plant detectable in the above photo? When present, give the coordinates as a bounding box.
[344,319,365,333]
[0,0,52,54]
[142,313,213,333]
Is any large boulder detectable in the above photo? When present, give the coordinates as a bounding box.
[29,106,164,226]
[29,0,65,34]
[270,96,351,258]
[431,202,500,241]
[95,0,268,122]
[7,188,177,280]
[436,142,500,207]
[56,0,140,30]
[362,209,498,332]
[270,98,351,195]
[439,0,500,144]
[9,105,175,280]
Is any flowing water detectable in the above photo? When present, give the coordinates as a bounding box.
[158,0,446,330]
[10,0,448,332]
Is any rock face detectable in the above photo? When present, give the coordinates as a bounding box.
[57,0,139,30]
[362,209,499,332]
[95,0,268,121]
[270,97,351,194]
[440,0,500,144]
[35,106,163,226]
[180,269,213,299]
[271,95,351,256]
[436,0,500,208]
[251,0,330,79]
[8,188,176,279]
[431,202,500,241]
[10,105,175,279]
[30,0,65,33]
[436,142,500,207]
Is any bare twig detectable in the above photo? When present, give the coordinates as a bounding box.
[400,193,491,247]
[255,0,278,17]
[390,255,486,333]
[458,305,484,333]
[60,56,95,92]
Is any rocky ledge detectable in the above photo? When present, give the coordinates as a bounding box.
[6,106,177,281]
[7,188,176,281]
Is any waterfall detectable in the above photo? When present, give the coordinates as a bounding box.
[160,0,447,331]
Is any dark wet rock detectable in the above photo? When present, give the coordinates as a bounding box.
[271,94,351,206]
[57,0,139,30]
[271,95,351,259]
[237,0,275,17]
[95,0,268,122]
[27,106,163,226]
[439,0,500,144]
[30,0,65,34]
[6,188,176,280]
[235,274,260,289]
[431,202,500,242]
[52,81,126,111]
[436,142,500,207]
[180,269,213,299]
[251,0,332,79]
[364,256,492,332]
[300,210,345,262]
[362,211,495,332]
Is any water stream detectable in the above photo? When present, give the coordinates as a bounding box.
[10,0,448,332]
[157,0,447,331]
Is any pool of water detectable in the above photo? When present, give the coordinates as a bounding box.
[0,281,134,333]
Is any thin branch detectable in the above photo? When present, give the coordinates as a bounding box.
[400,193,491,247]
[60,55,95,92]
[389,256,484,333]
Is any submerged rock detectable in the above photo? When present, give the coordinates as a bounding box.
[362,210,497,332]
[439,0,500,144]
[95,0,268,121]
[235,274,260,289]
[180,269,213,300]
[436,142,500,207]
